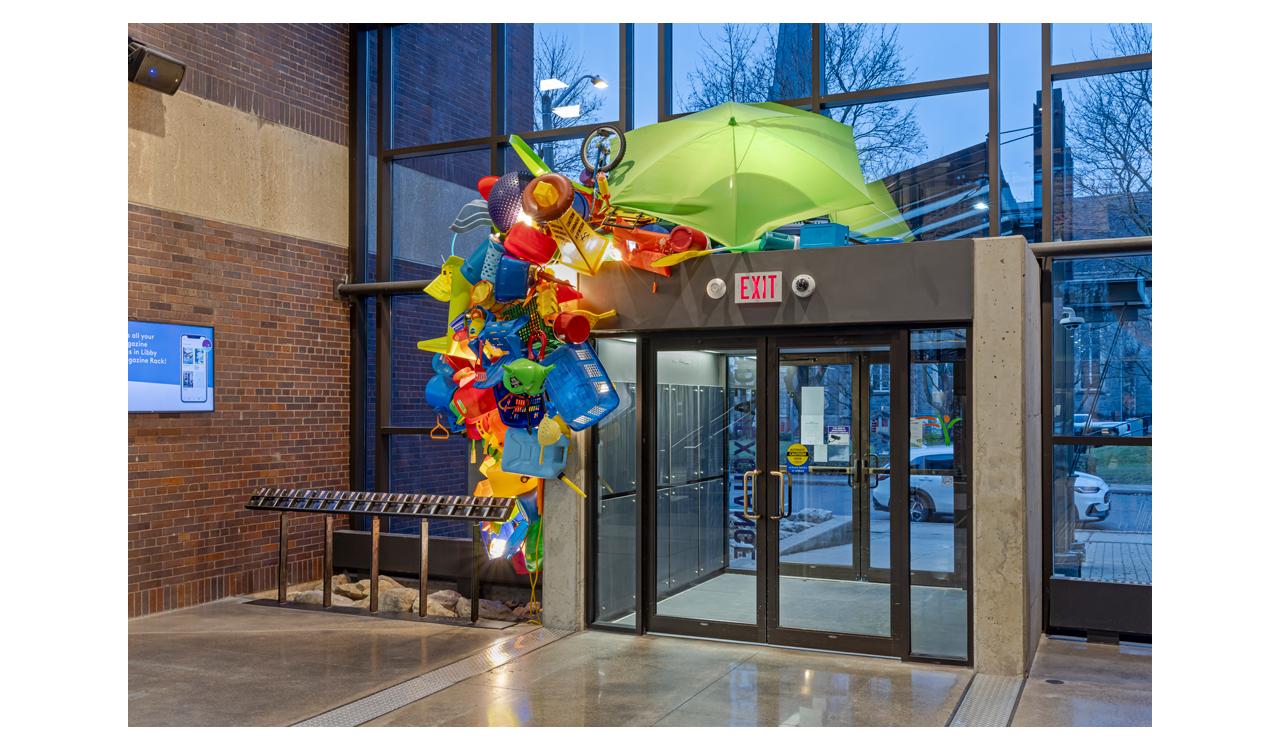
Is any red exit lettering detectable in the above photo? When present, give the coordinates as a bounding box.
[734,272,783,304]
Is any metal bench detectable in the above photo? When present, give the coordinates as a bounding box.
[245,488,517,623]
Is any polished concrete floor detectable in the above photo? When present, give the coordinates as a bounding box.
[365,630,972,727]
[128,597,535,726]
[652,572,967,658]
[1011,636,1152,727]
[130,597,1150,727]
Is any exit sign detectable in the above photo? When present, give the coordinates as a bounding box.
[735,272,783,304]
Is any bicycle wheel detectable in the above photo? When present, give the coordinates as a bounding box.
[579,126,626,174]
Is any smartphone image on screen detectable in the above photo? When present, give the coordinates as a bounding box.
[180,334,210,403]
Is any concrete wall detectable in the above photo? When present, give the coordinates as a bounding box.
[971,237,1042,674]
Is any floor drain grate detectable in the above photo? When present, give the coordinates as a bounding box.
[293,627,572,727]
[948,673,1026,727]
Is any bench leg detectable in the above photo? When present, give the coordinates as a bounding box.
[277,511,288,603]
[470,523,481,624]
[418,519,430,617]
[369,516,380,613]
[323,515,333,608]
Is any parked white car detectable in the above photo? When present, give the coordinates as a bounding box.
[870,446,1111,525]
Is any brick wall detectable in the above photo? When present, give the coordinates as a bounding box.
[128,23,350,145]
[128,205,351,616]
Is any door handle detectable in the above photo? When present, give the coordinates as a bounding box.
[742,469,762,521]
[768,470,792,519]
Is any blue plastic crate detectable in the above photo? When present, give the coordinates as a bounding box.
[799,223,849,248]
[542,342,620,430]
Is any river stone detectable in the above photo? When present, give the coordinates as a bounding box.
[378,587,418,613]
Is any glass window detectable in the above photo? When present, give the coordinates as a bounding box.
[633,23,659,127]
[1049,255,1152,436]
[909,328,969,660]
[827,89,989,241]
[390,24,493,149]
[997,23,1042,242]
[671,23,810,114]
[389,434,470,537]
[1049,444,1151,585]
[364,32,378,280]
[1055,66,1152,240]
[1052,23,1152,65]
[824,23,987,97]
[502,138,584,183]
[390,152,490,282]
[390,294,452,428]
[593,338,638,627]
[532,24,619,133]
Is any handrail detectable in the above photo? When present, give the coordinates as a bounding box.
[1031,237,1151,259]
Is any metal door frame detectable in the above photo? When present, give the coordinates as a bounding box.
[762,331,907,657]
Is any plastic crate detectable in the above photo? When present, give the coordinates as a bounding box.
[542,342,620,430]
[799,222,849,248]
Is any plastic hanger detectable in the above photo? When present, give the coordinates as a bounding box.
[430,414,450,441]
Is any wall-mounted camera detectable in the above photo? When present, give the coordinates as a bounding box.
[791,274,816,298]
[129,39,186,95]
[1059,306,1084,331]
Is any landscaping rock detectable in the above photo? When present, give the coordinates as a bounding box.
[335,580,368,600]
[288,590,358,607]
[377,587,418,613]
[422,598,457,618]
[428,589,461,608]
[455,597,519,621]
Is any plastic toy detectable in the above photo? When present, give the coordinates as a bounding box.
[541,342,620,430]
[502,358,554,395]
[486,171,534,231]
[500,428,569,479]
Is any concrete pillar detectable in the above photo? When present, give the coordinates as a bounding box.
[971,237,1042,675]
[540,430,589,631]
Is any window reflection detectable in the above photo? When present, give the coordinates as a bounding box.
[1050,256,1152,436]
[672,24,809,113]
[1050,445,1152,585]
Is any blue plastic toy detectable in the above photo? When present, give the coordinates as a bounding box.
[501,426,569,478]
[542,342,620,430]
[493,254,532,302]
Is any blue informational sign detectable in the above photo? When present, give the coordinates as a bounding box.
[128,321,215,412]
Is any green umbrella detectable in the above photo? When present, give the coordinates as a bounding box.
[607,101,874,247]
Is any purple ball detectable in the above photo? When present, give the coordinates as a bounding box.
[487,170,534,232]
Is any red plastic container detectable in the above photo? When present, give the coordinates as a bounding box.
[504,223,557,264]
[667,225,708,252]
[552,311,591,344]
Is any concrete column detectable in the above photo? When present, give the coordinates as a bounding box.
[540,430,589,631]
[971,237,1042,675]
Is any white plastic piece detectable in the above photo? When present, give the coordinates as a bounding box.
[706,277,727,300]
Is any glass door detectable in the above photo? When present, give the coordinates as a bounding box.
[641,332,908,657]
[764,336,904,656]
[646,336,765,643]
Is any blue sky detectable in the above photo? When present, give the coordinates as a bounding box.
[532,23,1147,204]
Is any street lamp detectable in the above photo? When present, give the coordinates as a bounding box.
[538,74,607,166]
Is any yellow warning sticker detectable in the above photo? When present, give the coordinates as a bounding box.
[786,443,810,467]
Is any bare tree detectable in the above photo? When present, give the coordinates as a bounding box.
[824,24,927,181]
[533,32,605,174]
[1064,24,1152,235]
[682,24,927,182]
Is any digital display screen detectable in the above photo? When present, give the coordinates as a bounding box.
[128,320,215,412]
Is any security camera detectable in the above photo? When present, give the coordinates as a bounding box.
[791,274,816,298]
[1059,306,1084,331]
[129,39,186,95]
